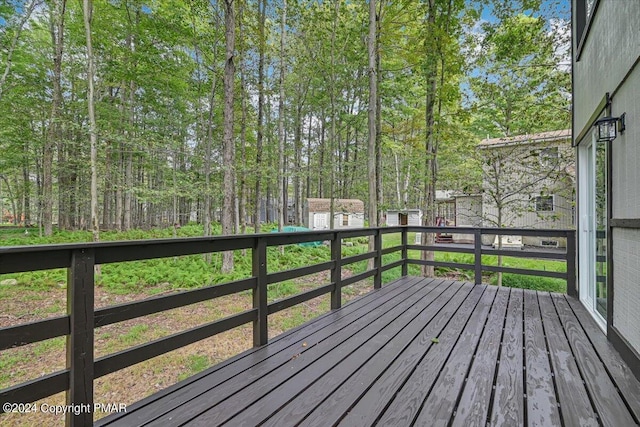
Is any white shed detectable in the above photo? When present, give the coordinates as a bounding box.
[386,209,423,226]
[303,198,365,230]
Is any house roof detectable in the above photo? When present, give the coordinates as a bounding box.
[306,198,365,213]
[387,208,422,213]
[436,190,454,200]
[478,129,571,149]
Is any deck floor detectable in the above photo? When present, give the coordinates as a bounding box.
[98,277,640,427]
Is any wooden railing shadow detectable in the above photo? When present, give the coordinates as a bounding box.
[0,226,575,426]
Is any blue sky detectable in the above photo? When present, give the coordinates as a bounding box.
[478,0,570,26]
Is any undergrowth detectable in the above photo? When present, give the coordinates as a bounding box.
[0,225,568,294]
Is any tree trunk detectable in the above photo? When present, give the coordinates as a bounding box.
[318,114,325,197]
[329,0,339,230]
[102,141,112,228]
[238,2,248,237]
[253,0,266,232]
[122,7,138,231]
[43,0,66,236]
[204,74,217,244]
[375,1,383,223]
[83,0,99,244]
[293,90,304,225]
[367,0,378,262]
[421,0,437,277]
[221,0,236,273]
[277,0,287,232]
[22,140,31,225]
[0,176,17,225]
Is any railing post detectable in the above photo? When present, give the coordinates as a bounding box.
[566,230,577,297]
[474,229,482,285]
[66,248,95,427]
[374,229,382,289]
[401,227,408,277]
[252,237,268,346]
[331,232,342,309]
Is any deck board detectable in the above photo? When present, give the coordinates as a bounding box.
[97,277,640,427]
[538,292,598,427]
[563,294,640,422]
[412,284,497,426]
[220,279,455,426]
[152,277,447,426]
[262,280,462,427]
[334,282,478,426]
[450,286,510,427]
[550,293,637,427]
[491,287,525,426]
[366,283,486,426]
[523,290,561,427]
[117,276,427,426]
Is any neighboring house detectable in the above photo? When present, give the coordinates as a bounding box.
[303,198,365,230]
[386,208,422,226]
[435,190,456,225]
[573,0,640,377]
[453,194,483,227]
[478,129,575,247]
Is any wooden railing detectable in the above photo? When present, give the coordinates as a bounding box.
[0,226,575,426]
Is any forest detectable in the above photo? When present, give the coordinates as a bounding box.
[0,0,571,240]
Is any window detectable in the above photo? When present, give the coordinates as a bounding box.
[539,147,559,167]
[342,214,349,226]
[535,195,554,212]
[575,0,599,59]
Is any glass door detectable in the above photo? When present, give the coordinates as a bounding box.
[579,130,607,328]
[594,137,608,321]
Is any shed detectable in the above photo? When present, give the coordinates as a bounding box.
[303,198,365,230]
[386,209,422,226]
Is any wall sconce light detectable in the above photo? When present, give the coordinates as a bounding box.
[594,113,626,142]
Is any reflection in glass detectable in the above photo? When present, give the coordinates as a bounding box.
[595,140,607,319]
[586,0,596,19]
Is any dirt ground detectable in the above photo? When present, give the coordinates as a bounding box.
[0,271,371,426]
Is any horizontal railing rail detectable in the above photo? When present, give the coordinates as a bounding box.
[0,227,406,426]
[406,226,576,295]
[0,225,575,426]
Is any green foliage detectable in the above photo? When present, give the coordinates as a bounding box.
[0,227,365,294]
[0,353,21,387]
[33,337,66,356]
[178,354,211,381]
[469,8,570,138]
[119,325,150,346]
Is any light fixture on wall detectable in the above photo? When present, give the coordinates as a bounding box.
[594,113,626,142]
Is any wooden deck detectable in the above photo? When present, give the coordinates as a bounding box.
[97,277,640,427]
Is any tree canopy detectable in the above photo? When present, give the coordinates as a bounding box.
[0,0,571,236]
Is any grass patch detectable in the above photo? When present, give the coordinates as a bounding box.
[119,324,150,346]
[0,354,21,387]
[497,274,566,293]
[33,337,66,356]
[177,354,211,381]
[0,226,570,295]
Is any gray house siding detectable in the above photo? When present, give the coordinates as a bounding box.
[574,0,640,364]
[574,2,640,140]
[454,195,482,227]
[613,229,640,354]
[479,131,575,248]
